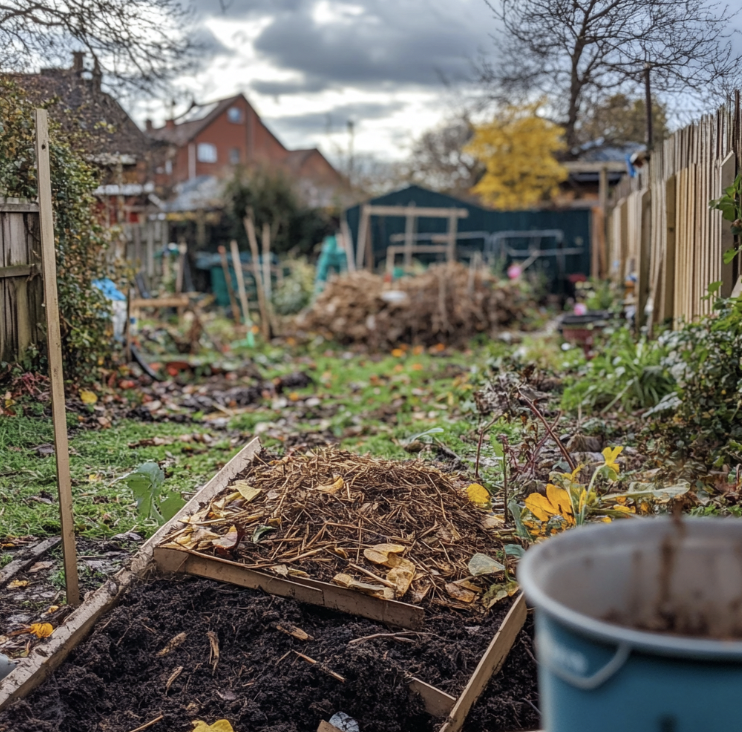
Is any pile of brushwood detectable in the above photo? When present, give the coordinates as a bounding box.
[296,263,535,348]
[162,448,516,612]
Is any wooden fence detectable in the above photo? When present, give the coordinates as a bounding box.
[606,93,742,328]
[0,199,43,364]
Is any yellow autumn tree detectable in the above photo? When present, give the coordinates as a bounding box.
[466,102,567,209]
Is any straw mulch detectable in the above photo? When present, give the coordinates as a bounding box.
[162,449,504,612]
[296,262,533,349]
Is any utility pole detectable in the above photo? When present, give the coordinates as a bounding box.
[644,63,653,150]
[347,119,355,188]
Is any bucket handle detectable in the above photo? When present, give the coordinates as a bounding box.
[544,642,631,691]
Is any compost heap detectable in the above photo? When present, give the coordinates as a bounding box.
[296,262,533,348]
[162,449,512,612]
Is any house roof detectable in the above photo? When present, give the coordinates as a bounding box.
[147,94,244,147]
[8,68,150,161]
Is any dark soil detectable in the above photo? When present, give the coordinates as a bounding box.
[0,576,539,732]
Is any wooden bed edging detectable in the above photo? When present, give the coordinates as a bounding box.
[154,546,425,630]
[439,593,528,732]
[0,436,262,711]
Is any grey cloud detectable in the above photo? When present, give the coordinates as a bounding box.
[266,101,405,135]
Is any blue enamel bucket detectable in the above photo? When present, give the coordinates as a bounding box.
[519,518,742,731]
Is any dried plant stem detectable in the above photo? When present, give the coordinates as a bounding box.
[518,390,576,471]
[475,414,500,482]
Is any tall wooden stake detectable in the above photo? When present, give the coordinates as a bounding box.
[218,245,241,324]
[229,239,252,331]
[243,216,271,340]
[34,109,80,606]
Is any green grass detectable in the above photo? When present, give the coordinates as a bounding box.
[0,335,562,543]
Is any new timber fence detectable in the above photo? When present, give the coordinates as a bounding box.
[606,93,742,329]
[0,198,43,364]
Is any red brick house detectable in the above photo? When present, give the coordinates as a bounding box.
[147,94,345,207]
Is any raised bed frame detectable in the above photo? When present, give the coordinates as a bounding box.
[0,437,529,732]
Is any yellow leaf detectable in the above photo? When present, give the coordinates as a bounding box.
[28,623,53,638]
[387,557,415,598]
[546,484,574,523]
[233,481,261,503]
[602,446,624,473]
[363,543,406,566]
[79,389,97,405]
[525,485,574,525]
[391,348,404,357]
[332,573,388,598]
[315,476,344,494]
[466,483,490,506]
[8,579,28,588]
[192,721,235,732]
[445,582,477,603]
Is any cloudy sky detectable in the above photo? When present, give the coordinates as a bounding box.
[130,0,496,163]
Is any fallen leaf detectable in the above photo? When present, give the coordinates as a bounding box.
[363,544,406,566]
[207,630,220,671]
[466,483,490,506]
[276,623,314,641]
[445,582,477,603]
[252,525,276,543]
[212,525,243,553]
[468,553,505,576]
[482,580,520,609]
[8,579,28,588]
[332,573,390,599]
[387,557,415,598]
[79,389,97,405]
[192,721,234,732]
[408,582,432,604]
[315,476,344,494]
[232,481,261,503]
[525,484,575,525]
[455,579,484,593]
[288,568,310,578]
[28,623,53,638]
[271,564,289,577]
[45,605,60,614]
[157,632,187,657]
[28,561,53,573]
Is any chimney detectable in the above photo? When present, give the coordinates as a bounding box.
[145,119,154,132]
[72,51,85,73]
[91,58,102,92]
[165,119,176,129]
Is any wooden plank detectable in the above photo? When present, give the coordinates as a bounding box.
[35,109,80,607]
[365,206,468,219]
[0,264,33,279]
[218,245,242,323]
[340,217,356,272]
[636,189,652,331]
[439,594,528,732]
[356,205,370,269]
[229,238,253,333]
[409,677,456,717]
[660,174,676,323]
[0,202,39,213]
[130,296,190,310]
[243,218,270,339]
[155,548,425,630]
[403,209,416,268]
[0,537,61,586]
[446,212,458,262]
[0,437,262,710]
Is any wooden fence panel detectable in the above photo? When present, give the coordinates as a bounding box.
[0,202,43,364]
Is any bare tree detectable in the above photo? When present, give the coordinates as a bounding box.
[0,0,194,91]
[399,116,484,199]
[481,0,742,152]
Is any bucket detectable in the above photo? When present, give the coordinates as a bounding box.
[519,518,742,731]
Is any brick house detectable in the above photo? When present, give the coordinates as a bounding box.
[147,94,346,207]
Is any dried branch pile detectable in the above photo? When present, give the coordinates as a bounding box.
[163,449,508,612]
[296,263,533,348]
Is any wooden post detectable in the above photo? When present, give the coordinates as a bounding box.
[720,152,736,298]
[403,204,415,268]
[636,189,652,331]
[243,217,271,339]
[229,239,252,332]
[446,212,458,262]
[660,174,677,323]
[356,205,370,270]
[218,245,241,324]
[146,221,155,281]
[34,109,80,607]
[340,216,356,272]
[175,241,187,294]
[261,223,272,301]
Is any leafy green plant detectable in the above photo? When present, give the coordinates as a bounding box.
[709,173,742,263]
[562,327,674,413]
[272,258,316,315]
[0,80,113,381]
[123,462,184,525]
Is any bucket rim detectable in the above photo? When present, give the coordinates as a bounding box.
[519,518,742,660]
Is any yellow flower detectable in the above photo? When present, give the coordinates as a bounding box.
[525,484,575,525]
[602,446,623,473]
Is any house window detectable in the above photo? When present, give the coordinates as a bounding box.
[197,142,217,163]
[165,159,173,174]
[229,147,241,164]
[227,106,243,123]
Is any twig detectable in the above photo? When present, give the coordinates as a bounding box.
[127,716,164,732]
[347,562,396,588]
[293,651,346,682]
[348,631,424,645]
[517,389,576,471]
